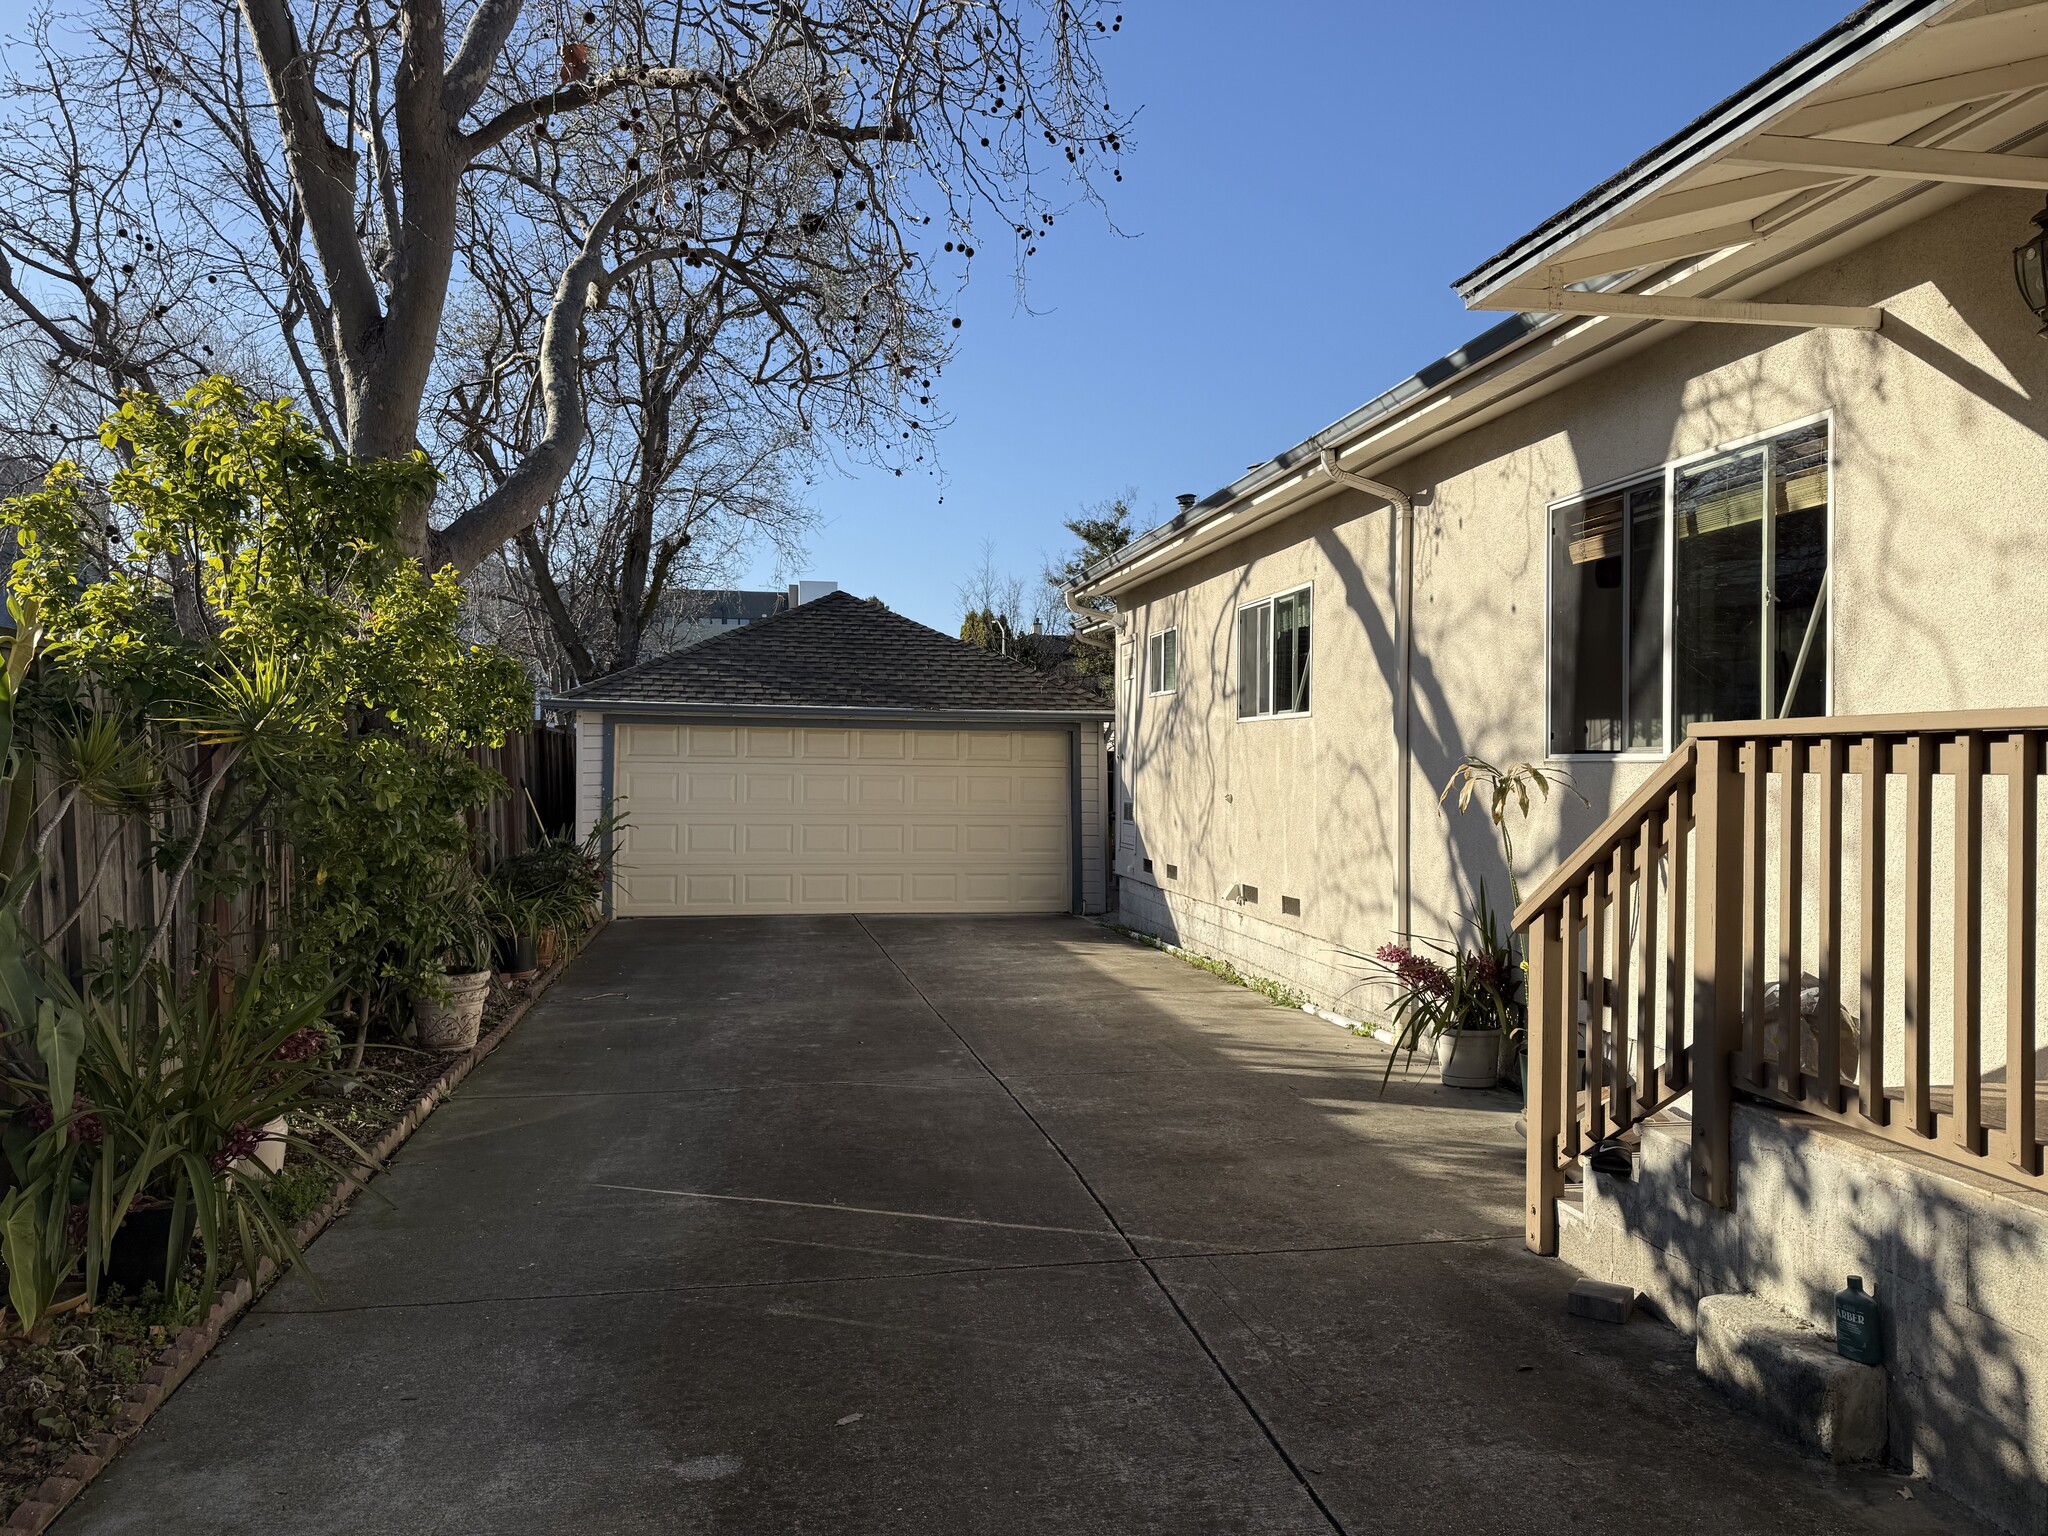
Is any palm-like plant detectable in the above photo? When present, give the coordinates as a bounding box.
[148,654,315,957]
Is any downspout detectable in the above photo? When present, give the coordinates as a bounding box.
[1318,450,1415,941]
[1064,585,1115,647]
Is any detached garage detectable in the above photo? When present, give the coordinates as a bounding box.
[546,592,1113,917]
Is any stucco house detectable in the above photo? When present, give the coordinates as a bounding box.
[1071,2,2048,1525]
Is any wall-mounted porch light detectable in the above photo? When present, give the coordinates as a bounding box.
[2014,200,2048,334]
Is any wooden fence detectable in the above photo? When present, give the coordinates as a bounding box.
[1516,708,2048,1254]
[21,724,574,977]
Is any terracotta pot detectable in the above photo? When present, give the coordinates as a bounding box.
[412,969,492,1052]
[1435,1028,1503,1089]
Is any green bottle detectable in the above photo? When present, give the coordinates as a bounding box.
[1835,1276,1883,1365]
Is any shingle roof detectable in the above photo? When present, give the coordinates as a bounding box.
[547,591,1112,715]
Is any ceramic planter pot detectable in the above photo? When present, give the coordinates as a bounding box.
[412,969,492,1052]
[1435,1028,1503,1089]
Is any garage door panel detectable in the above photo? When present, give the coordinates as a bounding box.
[857,776,906,807]
[687,773,738,805]
[856,823,905,854]
[801,873,851,904]
[612,725,1071,916]
[965,777,1013,807]
[684,873,736,905]
[745,772,796,804]
[801,774,850,805]
[686,823,735,854]
[743,823,795,853]
[964,823,1012,854]
[855,872,906,903]
[1020,777,1065,808]
[742,873,793,905]
[913,775,961,807]
[621,872,680,907]
[856,731,906,760]
[631,823,681,855]
[912,824,959,853]
[687,726,739,757]
[620,769,682,807]
[1018,824,1064,855]
[622,725,681,760]
[801,729,851,759]
[909,872,959,903]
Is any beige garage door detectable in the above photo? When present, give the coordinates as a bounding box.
[613,722,1072,915]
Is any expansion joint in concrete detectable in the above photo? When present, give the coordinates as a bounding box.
[850,914,1355,1536]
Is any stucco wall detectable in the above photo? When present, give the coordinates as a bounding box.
[1113,186,2048,1033]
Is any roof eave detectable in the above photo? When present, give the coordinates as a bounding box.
[539,698,1111,721]
[1452,0,1950,301]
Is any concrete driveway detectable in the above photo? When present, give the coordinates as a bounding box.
[62,916,1973,1534]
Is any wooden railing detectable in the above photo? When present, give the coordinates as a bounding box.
[1515,709,2048,1255]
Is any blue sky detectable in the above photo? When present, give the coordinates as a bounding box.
[778,0,1857,630]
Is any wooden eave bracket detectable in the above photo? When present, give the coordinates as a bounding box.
[1730,133,2048,190]
[1470,287,1883,331]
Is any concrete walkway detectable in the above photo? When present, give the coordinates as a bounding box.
[63,916,1975,1534]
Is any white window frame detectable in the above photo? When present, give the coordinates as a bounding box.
[1544,411,1834,762]
[1236,582,1314,722]
[1146,627,1178,696]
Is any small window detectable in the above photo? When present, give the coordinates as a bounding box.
[1146,628,1178,694]
[1237,587,1311,719]
[1165,863,1179,880]
[1143,857,1154,873]
[1231,884,1259,905]
[1281,895,1301,917]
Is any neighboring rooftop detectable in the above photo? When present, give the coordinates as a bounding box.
[547,590,1112,715]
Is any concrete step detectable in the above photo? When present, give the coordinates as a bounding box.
[1696,1293,1886,1465]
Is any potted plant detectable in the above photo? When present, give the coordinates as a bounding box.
[482,880,542,980]
[409,871,495,1052]
[1349,897,1521,1090]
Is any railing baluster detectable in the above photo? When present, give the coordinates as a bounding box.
[1816,737,1844,1112]
[1562,884,1585,1163]
[1778,739,1805,1102]
[1692,737,1744,1209]
[1610,843,1632,1129]
[1860,736,1889,1127]
[1526,905,1565,1254]
[1666,783,1690,1088]
[2008,732,2039,1177]
[1742,741,1769,1084]
[1636,813,1659,1114]
[1954,732,1985,1155]
[1904,735,1934,1138]
[1587,868,1609,1143]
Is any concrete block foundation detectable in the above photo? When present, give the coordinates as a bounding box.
[1560,1101,2048,1535]
[1696,1293,1887,1464]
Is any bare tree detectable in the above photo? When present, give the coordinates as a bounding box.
[0,0,1129,575]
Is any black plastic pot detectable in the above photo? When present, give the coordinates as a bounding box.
[103,1204,179,1300]
[495,933,538,977]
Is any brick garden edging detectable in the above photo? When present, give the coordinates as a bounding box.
[0,922,604,1534]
